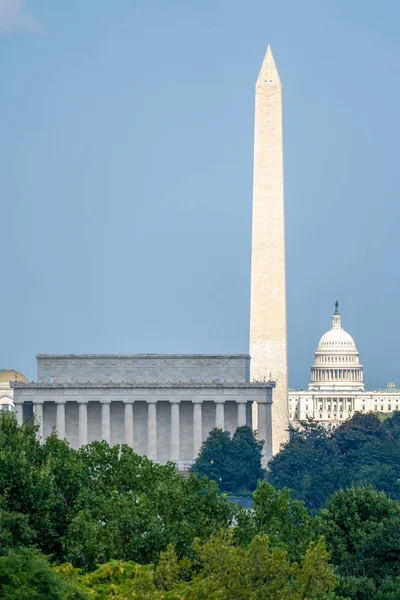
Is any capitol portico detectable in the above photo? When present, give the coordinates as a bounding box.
[12,354,274,469]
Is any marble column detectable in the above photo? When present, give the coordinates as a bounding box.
[56,401,66,439]
[101,402,111,444]
[193,401,203,460]
[215,401,225,430]
[258,400,268,464]
[170,401,180,463]
[246,401,253,428]
[33,401,44,442]
[78,401,88,447]
[264,400,273,462]
[124,402,134,448]
[237,401,247,427]
[15,401,23,426]
[147,401,157,461]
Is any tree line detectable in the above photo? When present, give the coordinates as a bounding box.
[0,411,399,598]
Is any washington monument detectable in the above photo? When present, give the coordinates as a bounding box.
[250,46,289,453]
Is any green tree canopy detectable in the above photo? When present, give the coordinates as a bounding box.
[62,443,235,571]
[57,532,340,600]
[5,413,400,599]
[319,487,400,600]
[190,426,265,494]
[243,482,317,562]
[0,415,236,569]
[0,547,82,600]
[268,412,400,512]
[0,415,63,556]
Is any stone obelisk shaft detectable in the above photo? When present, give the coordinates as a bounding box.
[250,46,289,454]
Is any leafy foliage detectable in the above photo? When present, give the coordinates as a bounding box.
[3,413,400,599]
[57,533,340,600]
[0,415,62,556]
[191,426,265,494]
[319,487,400,600]
[62,443,234,571]
[0,547,82,600]
[243,482,317,562]
[268,412,400,512]
[0,415,235,570]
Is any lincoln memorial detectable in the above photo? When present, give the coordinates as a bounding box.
[12,354,274,469]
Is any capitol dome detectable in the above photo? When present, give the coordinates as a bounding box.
[309,303,364,391]
[317,318,358,354]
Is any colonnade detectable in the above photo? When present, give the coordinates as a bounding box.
[15,398,268,464]
[313,396,355,411]
[311,369,363,382]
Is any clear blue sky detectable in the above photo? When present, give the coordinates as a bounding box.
[1,0,399,389]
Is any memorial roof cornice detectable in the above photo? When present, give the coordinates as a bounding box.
[36,353,250,360]
[11,380,275,390]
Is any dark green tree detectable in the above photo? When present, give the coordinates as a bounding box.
[268,412,400,512]
[251,483,317,561]
[191,426,265,494]
[0,547,83,600]
[319,487,400,600]
[63,445,235,571]
[0,414,62,555]
[0,511,36,556]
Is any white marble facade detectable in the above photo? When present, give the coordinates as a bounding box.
[249,46,289,453]
[12,355,274,469]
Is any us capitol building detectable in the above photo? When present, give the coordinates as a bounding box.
[289,302,400,427]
